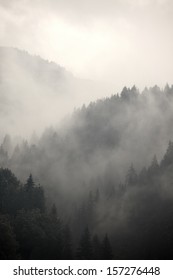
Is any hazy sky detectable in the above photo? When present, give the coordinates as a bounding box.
[0,0,173,91]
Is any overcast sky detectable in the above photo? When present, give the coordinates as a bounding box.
[0,0,173,92]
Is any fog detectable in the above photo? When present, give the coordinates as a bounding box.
[0,47,108,137]
[1,0,173,136]
[0,0,173,135]
[1,85,173,259]
[0,0,173,92]
[1,0,173,260]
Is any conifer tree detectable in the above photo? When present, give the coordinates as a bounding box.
[76,227,93,260]
[102,234,113,260]
[92,234,101,259]
[25,174,34,190]
[62,225,73,259]
[126,164,137,186]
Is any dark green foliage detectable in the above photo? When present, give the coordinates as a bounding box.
[0,168,21,215]
[0,168,75,260]
[102,234,113,260]
[0,215,18,259]
[20,175,45,212]
[76,227,93,259]
[14,209,63,259]
[0,169,59,259]
[2,86,173,260]
[76,230,114,260]
[62,225,73,259]
[0,169,45,215]
[2,138,173,259]
[25,174,34,190]
[92,234,102,260]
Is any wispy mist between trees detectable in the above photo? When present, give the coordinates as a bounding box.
[1,85,173,259]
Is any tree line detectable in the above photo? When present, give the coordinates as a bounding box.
[1,85,173,259]
[1,139,173,259]
[0,169,112,259]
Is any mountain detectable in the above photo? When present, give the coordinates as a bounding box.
[2,85,173,198]
[1,87,173,259]
[0,47,106,138]
[1,77,173,258]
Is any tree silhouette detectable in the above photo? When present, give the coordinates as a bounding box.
[92,234,101,259]
[102,234,113,260]
[62,225,73,259]
[25,174,34,191]
[126,164,137,186]
[76,227,93,259]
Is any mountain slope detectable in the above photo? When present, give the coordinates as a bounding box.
[2,85,173,196]
[0,47,106,137]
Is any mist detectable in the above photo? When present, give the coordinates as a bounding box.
[0,47,108,137]
[1,86,173,259]
[1,0,173,260]
[0,0,173,136]
[1,0,173,90]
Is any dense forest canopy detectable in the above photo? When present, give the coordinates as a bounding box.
[1,84,173,259]
[1,0,173,262]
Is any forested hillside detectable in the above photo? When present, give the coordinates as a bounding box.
[1,86,173,259]
[0,169,112,259]
[1,140,173,259]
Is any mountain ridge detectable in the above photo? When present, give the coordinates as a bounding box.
[0,46,107,137]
